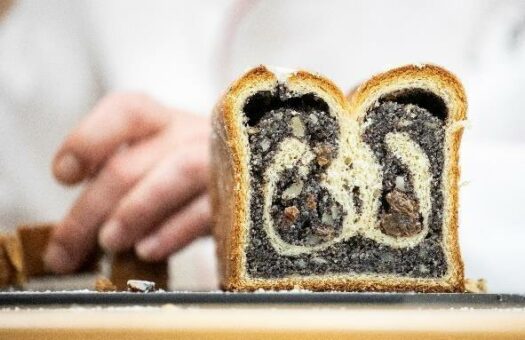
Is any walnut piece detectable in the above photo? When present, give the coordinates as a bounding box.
[313,144,334,167]
[283,206,300,223]
[290,116,305,138]
[260,139,271,152]
[317,156,330,167]
[314,224,335,240]
[247,127,260,135]
[321,212,334,225]
[394,176,407,192]
[282,180,304,200]
[127,279,156,293]
[306,194,317,210]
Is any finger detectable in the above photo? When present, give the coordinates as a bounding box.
[99,144,210,252]
[135,194,211,262]
[53,93,171,185]
[45,134,169,273]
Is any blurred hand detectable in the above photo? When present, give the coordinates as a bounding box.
[44,93,211,273]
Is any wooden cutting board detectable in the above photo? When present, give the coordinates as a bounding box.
[0,292,524,339]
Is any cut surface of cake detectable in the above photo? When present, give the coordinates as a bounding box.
[211,65,466,292]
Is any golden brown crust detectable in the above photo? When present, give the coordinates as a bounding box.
[211,64,466,292]
[211,66,278,289]
[446,128,465,291]
[289,70,350,113]
[348,64,467,122]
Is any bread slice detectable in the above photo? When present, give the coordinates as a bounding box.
[17,224,53,277]
[210,65,466,292]
[0,236,15,288]
[110,251,168,291]
[0,234,26,286]
[0,223,105,289]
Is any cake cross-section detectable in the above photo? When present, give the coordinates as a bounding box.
[210,65,466,292]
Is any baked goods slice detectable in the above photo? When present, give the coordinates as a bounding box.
[17,224,53,277]
[210,65,466,292]
[0,236,15,288]
[0,223,102,289]
[1,234,26,286]
[110,251,168,291]
[348,65,466,291]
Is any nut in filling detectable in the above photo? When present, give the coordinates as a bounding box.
[313,144,334,167]
[283,206,300,224]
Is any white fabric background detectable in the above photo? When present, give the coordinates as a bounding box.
[0,0,524,292]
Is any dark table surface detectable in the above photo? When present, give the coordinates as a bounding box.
[1,291,524,308]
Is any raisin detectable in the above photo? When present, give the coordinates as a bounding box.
[386,190,419,215]
[380,212,422,237]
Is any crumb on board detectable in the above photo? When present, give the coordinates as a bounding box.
[95,277,117,292]
[127,279,156,293]
[465,278,488,293]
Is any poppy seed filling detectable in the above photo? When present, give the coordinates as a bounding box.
[244,87,447,279]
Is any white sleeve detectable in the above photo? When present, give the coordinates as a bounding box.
[0,0,102,231]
